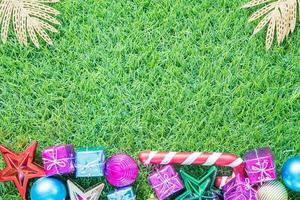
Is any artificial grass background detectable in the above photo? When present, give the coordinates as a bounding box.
[0,0,299,199]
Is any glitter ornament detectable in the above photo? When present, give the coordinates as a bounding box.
[105,153,139,187]
[282,156,300,192]
[30,177,67,200]
[257,181,288,200]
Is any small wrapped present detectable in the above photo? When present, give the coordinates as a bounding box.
[107,186,136,200]
[75,147,105,177]
[244,147,277,184]
[148,165,184,200]
[223,174,257,200]
[42,144,75,176]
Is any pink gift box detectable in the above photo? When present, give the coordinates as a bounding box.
[148,165,184,200]
[244,147,277,184]
[42,144,75,176]
[223,174,258,200]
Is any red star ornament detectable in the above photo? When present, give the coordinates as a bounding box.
[0,141,45,200]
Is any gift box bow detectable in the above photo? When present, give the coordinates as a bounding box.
[76,159,103,169]
[43,148,74,172]
[152,171,182,198]
[246,160,275,181]
[76,158,104,174]
[224,177,257,200]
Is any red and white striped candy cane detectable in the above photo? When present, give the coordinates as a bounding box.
[138,151,245,188]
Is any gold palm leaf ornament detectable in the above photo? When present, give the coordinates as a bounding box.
[0,0,60,48]
[243,0,299,49]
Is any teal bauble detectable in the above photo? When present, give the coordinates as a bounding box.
[282,156,300,192]
[30,177,67,200]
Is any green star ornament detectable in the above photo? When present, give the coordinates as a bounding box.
[176,166,218,200]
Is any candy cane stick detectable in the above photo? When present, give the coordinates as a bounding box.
[138,151,245,188]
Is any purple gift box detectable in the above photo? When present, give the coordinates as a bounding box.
[223,174,257,200]
[244,147,277,184]
[148,165,184,200]
[42,144,75,176]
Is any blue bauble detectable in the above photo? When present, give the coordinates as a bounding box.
[30,177,67,200]
[282,156,300,192]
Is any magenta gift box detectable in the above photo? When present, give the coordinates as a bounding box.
[148,165,184,200]
[42,144,75,176]
[223,174,257,200]
[244,147,277,184]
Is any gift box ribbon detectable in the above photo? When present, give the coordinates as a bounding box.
[224,178,257,200]
[76,159,103,175]
[153,172,181,198]
[43,148,73,173]
[246,150,275,182]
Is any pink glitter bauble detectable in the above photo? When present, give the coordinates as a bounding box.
[105,153,139,187]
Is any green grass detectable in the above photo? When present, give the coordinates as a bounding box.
[0,0,300,199]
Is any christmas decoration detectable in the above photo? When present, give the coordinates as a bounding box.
[242,0,299,49]
[244,147,277,184]
[107,186,136,200]
[30,177,66,200]
[42,144,75,176]
[148,165,184,200]
[0,141,45,200]
[0,0,61,48]
[139,151,244,187]
[282,156,300,192]
[75,147,105,177]
[175,166,220,200]
[222,174,257,200]
[105,153,139,187]
[67,180,105,200]
[256,181,288,200]
[0,141,288,200]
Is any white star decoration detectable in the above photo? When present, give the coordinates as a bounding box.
[67,180,105,200]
